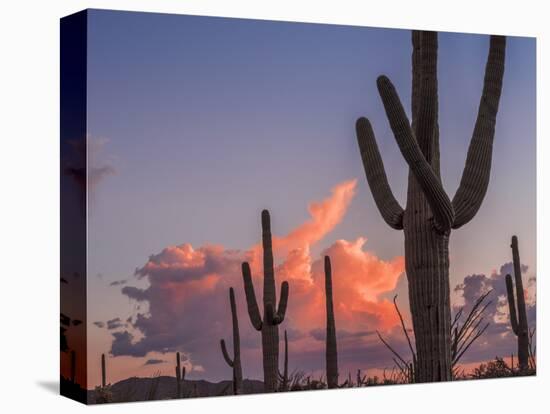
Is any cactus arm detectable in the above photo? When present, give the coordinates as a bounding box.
[355,117,404,230]
[283,330,288,385]
[376,75,455,232]
[229,287,241,360]
[242,262,263,331]
[505,274,519,335]
[270,281,289,325]
[451,36,506,229]
[266,281,288,325]
[220,339,234,367]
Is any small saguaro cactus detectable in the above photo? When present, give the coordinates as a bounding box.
[505,235,530,372]
[101,353,106,387]
[70,350,76,383]
[324,256,339,389]
[175,352,186,398]
[220,287,243,395]
[242,209,290,392]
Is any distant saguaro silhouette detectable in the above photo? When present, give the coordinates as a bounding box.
[505,235,530,371]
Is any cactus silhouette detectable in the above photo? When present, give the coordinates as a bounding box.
[175,352,186,398]
[70,350,76,384]
[101,353,106,387]
[242,209,290,392]
[220,287,243,395]
[279,330,289,391]
[505,235,530,371]
[324,256,339,388]
[355,30,506,381]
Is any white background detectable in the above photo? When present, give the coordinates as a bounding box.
[0,0,547,412]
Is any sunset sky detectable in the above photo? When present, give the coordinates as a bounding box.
[74,9,536,388]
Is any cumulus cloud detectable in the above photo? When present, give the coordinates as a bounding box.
[109,180,406,379]
[93,321,105,328]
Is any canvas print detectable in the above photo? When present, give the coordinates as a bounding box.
[60,9,536,404]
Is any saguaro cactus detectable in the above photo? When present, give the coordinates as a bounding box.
[355,31,506,381]
[70,350,76,383]
[101,353,106,387]
[505,235,529,371]
[324,256,339,388]
[220,287,243,395]
[279,330,289,391]
[242,209,290,392]
[175,352,186,398]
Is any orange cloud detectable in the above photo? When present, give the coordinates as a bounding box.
[243,179,404,335]
[113,179,405,381]
[281,237,405,335]
[247,180,357,274]
[274,179,357,251]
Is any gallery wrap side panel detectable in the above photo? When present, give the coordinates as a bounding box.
[60,9,88,404]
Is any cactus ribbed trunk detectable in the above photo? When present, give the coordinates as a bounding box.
[242,210,289,392]
[505,235,529,371]
[220,288,243,395]
[324,256,339,388]
[355,31,505,382]
[404,222,451,381]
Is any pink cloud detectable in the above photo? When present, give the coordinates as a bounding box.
[109,179,405,383]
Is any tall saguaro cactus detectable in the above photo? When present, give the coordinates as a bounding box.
[324,256,339,388]
[175,352,186,398]
[242,209,290,392]
[355,31,506,382]
[505,235,529,371]
[220,287,243,395]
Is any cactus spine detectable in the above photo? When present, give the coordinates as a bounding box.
[505,235,529,371]
[101,353,106,387]
[175,352,186,398]
[355,31,506,381]
[324,256,338,388]
[242,209,290,392]
[220,287,243,395]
